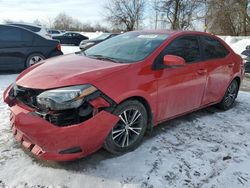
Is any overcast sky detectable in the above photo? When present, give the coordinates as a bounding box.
[0,0,105,25]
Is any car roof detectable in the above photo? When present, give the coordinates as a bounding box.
[132,29,216,37]
[0,24,33,30]
[0,24,46,38]
[7,22,42,28]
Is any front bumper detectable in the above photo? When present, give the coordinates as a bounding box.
[3,85,119,161]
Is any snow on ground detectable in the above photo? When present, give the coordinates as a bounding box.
[80,31,103,39]
[1,38,250,188]
[61,45,81,55]
[0,74,250,188]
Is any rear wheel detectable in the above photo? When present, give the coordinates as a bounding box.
[26,53,45,68]
[104,100,148,155]
[217,79,239,110]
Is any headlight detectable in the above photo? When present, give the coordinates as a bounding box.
[36,85,97,110]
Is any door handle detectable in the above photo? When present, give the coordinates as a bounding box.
[197,69,207,75]
[228,63,235,68]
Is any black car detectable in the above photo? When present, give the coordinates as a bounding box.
[0,25,63,71]
[79,33,119,50]
[52,32,88,46]
[241,45,250,73]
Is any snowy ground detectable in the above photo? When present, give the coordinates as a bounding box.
[0,74,250,188]
[1,40,250,188]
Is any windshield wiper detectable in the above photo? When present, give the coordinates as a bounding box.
[87,54,120,63]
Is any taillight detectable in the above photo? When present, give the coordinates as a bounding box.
[56,44,61,51]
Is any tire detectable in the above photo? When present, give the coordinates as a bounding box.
[104,100,148,155]
[25,53,45,68]
[217,79,239,110]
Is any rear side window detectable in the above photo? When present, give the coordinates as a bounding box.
[0,27,22,41]
[162,36,201,63]
[64,33,72,37]
[72,33,81,37]
[0,27,33,42]
[201,36,229,60]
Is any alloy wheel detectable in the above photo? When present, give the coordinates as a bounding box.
[112,108,143,148]
[224,81,238,107]
[29,55,44,66]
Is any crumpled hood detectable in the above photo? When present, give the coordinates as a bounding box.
[16,53,129,89]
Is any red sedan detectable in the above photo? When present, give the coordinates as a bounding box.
[3,30,244,161]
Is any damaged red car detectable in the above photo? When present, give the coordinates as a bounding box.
[3,30,244,161]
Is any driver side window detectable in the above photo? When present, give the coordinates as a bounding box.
[155,36,201,66]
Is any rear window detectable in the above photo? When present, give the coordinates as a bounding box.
[201,36,229,60]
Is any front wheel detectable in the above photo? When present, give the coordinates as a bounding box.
[217,79,239,110]
[104,100,148,155]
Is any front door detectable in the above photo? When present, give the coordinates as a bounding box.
[156,35,207,122]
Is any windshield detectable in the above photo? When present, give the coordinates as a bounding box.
[94,33,112,40]
[84,32,169,63]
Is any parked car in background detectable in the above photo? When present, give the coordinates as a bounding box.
[8,22,52,39]
[3,30,244,161]
[241,45,250,73]
[48,29,63,37]
[52,32,88,46]
[79,33,119,50]
[0,25,63,70]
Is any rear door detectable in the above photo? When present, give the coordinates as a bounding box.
[0,26,32,70]
[156,35,207,122]
[199,35,232,105]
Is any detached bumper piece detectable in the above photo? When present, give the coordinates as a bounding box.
[4,84,120,161]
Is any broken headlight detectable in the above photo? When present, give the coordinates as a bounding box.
[36,85,97,110]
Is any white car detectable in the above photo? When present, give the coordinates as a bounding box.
[48,29,63,37]
[8,23,52,39]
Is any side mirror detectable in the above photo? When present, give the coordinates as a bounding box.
[163,55,186,67]
[246,45,250,50]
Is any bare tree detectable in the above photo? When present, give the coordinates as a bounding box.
[104,0,146,31]
[53,12,74,30]
[151,0,161,29]
[157,0,202,30]
[205,0,250,36]
[33,19,42,26]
